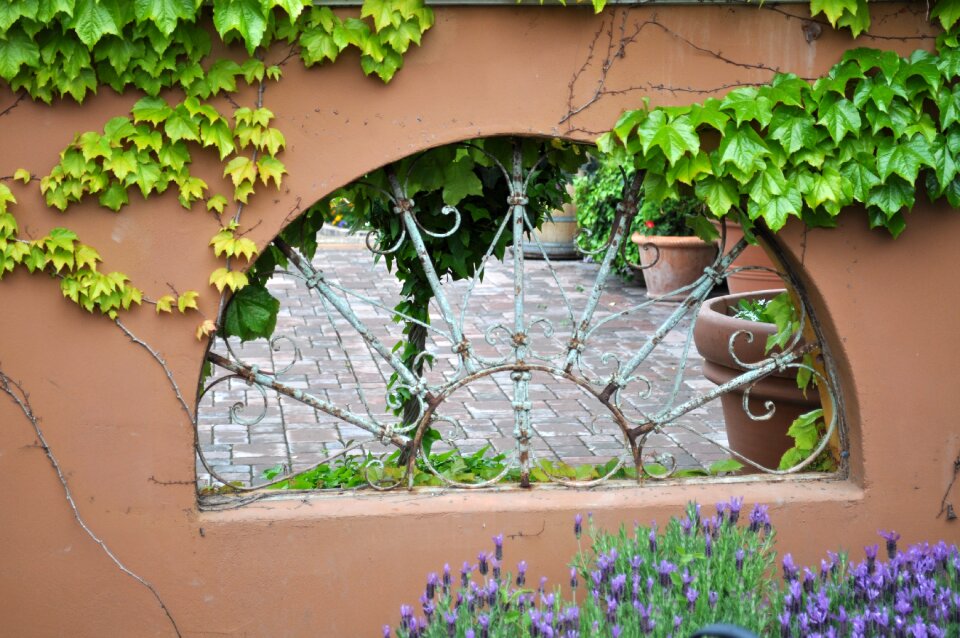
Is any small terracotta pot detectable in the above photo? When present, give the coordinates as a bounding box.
[716,221,785,294]
[631,233,717,301]
[693,290,821,471]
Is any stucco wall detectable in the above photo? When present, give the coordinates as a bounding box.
[0,4,955,636]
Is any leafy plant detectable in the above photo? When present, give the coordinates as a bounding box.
[573,157,645,279]
[259,446,743,490]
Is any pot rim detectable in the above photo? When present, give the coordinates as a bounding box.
[630,232,717,247]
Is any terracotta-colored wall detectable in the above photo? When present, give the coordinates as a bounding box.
[0,5,955,636]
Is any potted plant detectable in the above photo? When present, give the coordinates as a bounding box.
[715,220,785,294]
[631,198,718,300]
[692,289,823,471]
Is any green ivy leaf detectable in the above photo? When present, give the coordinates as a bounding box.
[750,183,802,231]
[648,115,699,165]
[721,87,773,127]
[300,26,340,64]
[163,105,201,142]
[769,109,818,155]
[0,26,40,81]
[223,284,280,341]
[257,156,286,188]
[797,166,845,210]
[695,176,740,218]
[134,0,199,36]
[876,135,934,184]
[213,0,268,54]
[866,175,914,217]
[840,155,881,201]
[361,0,401,31]
[817,97,861,144]
[379,20,423,54]
[131,96,173,125]
[69,0,123,47]
[718,125,770,175]
[99,182,129,211]
[932,0,960,30]
[441,158,482,206]
[200,119,236,160]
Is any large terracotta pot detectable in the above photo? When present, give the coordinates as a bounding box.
[693,290,821,471]
[631,233,717,301]
[717,222,785,294]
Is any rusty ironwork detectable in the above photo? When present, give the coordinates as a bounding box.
[199,137,844,492]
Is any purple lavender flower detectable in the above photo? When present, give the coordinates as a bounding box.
[426,573,439,600]
[803,568,816,593]
[443,564,452,591]
[749,503,770,533]
[461,561,472,589]
[880,530,902,560]
[611,574,627,601]
[478,551,489,577]
[680,517,694,536]
[492,558,501,581]
[444,612,457,637]
[648,523,658,553]
[605,596,618,622]
[422,601,435,621]
[709,590,719,609]
[716,501,726,524]
[728,496,744,525]
[517,560,527,587]
[486,579,498,607]
[574,513,583,539]
[400,605,414,630]
[686,587,699,612]
[611,626,622,638]
[493,534,504,561]
[705,533,713,558]
[865,544,878,573]
[656,560,677,588]
[778,610,791,638]
[736,548,745,572]
[630,555,644,572]
[783,554,799,581]
[681,569,693,594]
[673,615,683,630]
[383,625,392,638]
[539,575,548,594]
[569,567,578,590]
[465,629,475,638]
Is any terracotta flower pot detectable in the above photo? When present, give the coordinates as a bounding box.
[693,290,821,471]
[716,221,785,294]
[631,233,717,301]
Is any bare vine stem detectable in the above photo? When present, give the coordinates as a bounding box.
[115,319,194,423]
[0,366,182,637]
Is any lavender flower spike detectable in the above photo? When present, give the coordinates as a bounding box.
[879,529,901,560]
[574,513,583,539]
[493,534,504,561]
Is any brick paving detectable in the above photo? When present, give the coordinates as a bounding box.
[197,233,730,487]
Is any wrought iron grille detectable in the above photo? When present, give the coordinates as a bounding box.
[197,138,844,492]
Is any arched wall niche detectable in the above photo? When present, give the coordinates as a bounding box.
[0,5,954,637]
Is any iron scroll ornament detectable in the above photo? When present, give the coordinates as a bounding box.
[198,138,843,492]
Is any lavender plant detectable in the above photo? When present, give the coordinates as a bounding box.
[385,500,960,637]
[773,532,960,637]
[386,499,776,637]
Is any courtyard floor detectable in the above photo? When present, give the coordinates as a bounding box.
[197,231,732,488]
